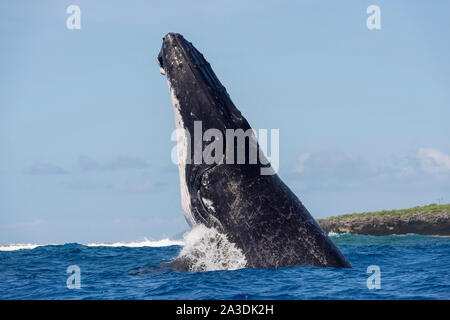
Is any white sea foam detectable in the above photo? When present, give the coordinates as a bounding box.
[0,243,42,251]
[176,225,247,272]
[86,238,183,248]
[0,238,184,251]
[328,232,353,238]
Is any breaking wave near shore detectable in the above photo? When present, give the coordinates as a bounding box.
[0,225,247,272]
[0,238,183,252]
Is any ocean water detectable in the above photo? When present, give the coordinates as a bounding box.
[0,232,449,300]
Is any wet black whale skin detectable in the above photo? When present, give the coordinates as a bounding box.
[159,33,351,269]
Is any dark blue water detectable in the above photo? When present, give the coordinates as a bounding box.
[0,234,449,299]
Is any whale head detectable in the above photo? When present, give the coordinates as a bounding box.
[158,33,266,228]
[157,33,250,134]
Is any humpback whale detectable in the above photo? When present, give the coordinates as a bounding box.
[158,33,351,269]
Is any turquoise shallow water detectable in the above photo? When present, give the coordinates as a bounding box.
[0,234,449,299]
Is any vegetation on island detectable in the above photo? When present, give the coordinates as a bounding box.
[325,203,450,221]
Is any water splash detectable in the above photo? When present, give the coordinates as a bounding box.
[175,225,247,272]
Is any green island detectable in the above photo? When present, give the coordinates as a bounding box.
[317,203,450,236]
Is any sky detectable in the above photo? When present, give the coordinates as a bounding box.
[1,1,449,244]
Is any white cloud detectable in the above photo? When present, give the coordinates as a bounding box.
[293,151,373,180]
[418,148,450,174]
[294,153,310,173]
[25,162,67,175]
[105,156,150,171]
[124,177,154,193]
[63,180,112,190]
[77,156,101,171]
[77,155,150,171]
[291,148,450,192]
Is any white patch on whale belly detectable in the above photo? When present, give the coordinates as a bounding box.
[166,80,195,226]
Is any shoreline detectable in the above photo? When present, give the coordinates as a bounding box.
[317,203,450,236]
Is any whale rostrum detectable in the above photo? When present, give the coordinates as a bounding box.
[158,33,351,269]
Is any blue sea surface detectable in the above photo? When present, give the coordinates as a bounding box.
[0,234,449,299]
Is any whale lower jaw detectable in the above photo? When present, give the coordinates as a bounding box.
[166,79,196,227]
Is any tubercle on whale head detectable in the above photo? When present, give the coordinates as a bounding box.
[157,33,196,82]
[157,33,248,130]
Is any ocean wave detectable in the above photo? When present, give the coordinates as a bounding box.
[0,238,184,252]
[327,232,439,238]
[0,243,43,251]
[328,232,352,237]
[86,238,184,248]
